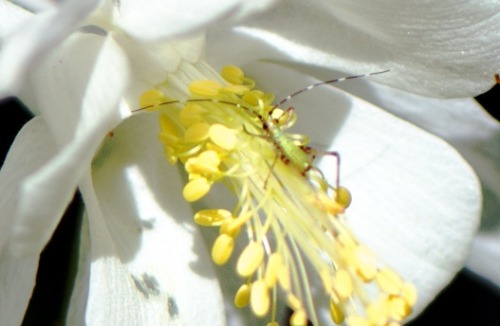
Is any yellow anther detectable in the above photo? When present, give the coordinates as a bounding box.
[346,315,371,326]
[278,264,291,291]
[290,309,307,326]
[320,269,333,293]
[219,211,252,237]
[338,232,357,250]
[234,283,251,308]
[188,80,222,97]
[194,209,232,227]
[264,253,283,287]
[376,268,403,295]
[163,146,178,164]
[287,294,302,311]
[158,132,179,148]
[211,234,235,265]
[333,269,353,300]
[184,122,210,143]
[335,186,352,209]
[237,241,265,277]
[388,296,411,321]
[222,84,250,95]
[242,90,266,106]
[185,150,221,175]
[267,322,279,326]
[183,177,211,202]
[312,192,344,215]
[159,113,180,138]
[401,282,417,307]
[179,104,206,126]
[139,89,167,108]
[221,65,245,85]
[367,301,389,326]
[354,245,377,282]
[250,280,270,317]
[329,298,345,324]
[209,124,237,151]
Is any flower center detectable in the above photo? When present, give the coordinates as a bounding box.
[139,64,416,326]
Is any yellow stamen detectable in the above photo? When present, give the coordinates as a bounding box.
[140,89,168,108]
[184,122,210,143]
[264,253,284,287]
[188,80,222,97]
[290,309,307,326]
[237,241,265,277]
[251,280,270,317]
[346,315,371,326]
[185,150,221,175]
[234,283,251,308]
[179,104,206,126]
[211,234,235,265]
[333,269,353,300]
[182,177,211,202]
[354,245,378,282]
[194,209,232,227]
[208,124,237,150]
[330,298,345,324]
[376,268,403,295]
[335,186,352,209]
[140,64,416,326]
[221,65,245,85]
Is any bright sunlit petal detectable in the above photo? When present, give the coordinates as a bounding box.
[116,0,278,41]
[0,0,100,97]
[69,113,225,324]
[8,33,129,256]
[207,0,500,98]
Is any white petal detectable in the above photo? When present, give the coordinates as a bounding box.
[0,117,52,326]
[8,33,130,256]
[0,0,100,97]
[0,247,38,326]
[0,1,32,37]
[111,33,205,89]
[243,63,481,318]
[0,118,54,247]
[116,0,278,41]
[325,77,500,289]
[8,0,56,12]
[208,0,500,97]
[69,113,225,325]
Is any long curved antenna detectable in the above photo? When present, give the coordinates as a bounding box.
[273,70,390,110]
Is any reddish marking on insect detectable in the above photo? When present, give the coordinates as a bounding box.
[495,74,500,84]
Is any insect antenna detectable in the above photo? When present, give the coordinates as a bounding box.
[272,69,390,112]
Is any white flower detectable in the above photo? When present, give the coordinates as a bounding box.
[0,0,495,325]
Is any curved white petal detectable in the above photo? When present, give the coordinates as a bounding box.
[243,63,481,319]
[323,76,500,289]
[116,0,278,41]
[0,1,32,37]
[208,0,500,98]
[0,247,38,326]
[68,113,225,325]
[8,33,130,256]
[0,0,100,97]
[112,33,205,90]
[0,117,53,326]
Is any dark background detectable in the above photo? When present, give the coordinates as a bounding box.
[1,80,499,325]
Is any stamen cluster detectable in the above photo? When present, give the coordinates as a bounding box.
[139,65,416,325]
